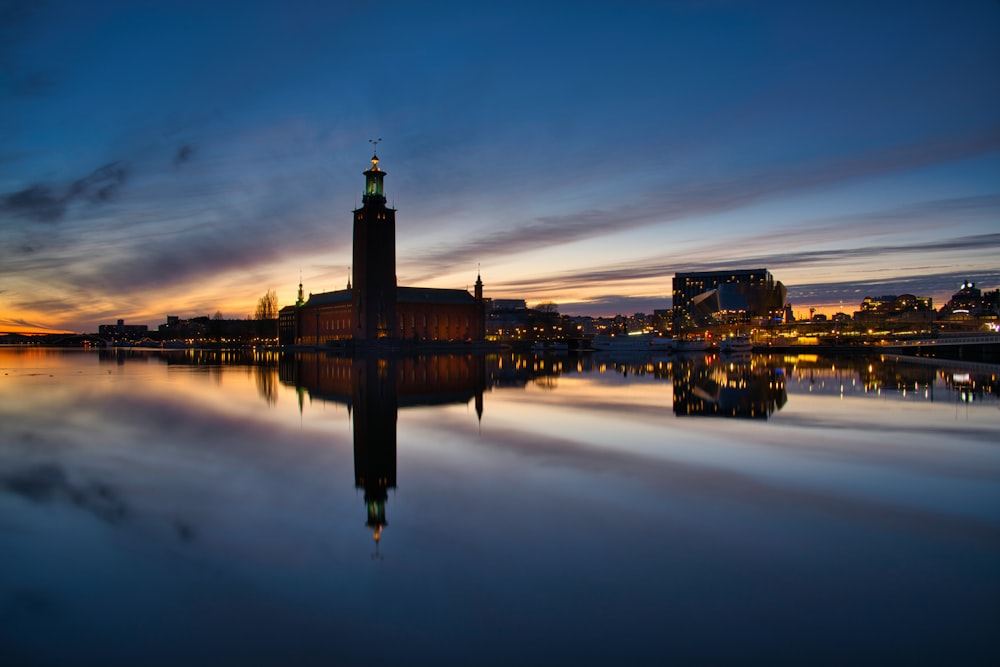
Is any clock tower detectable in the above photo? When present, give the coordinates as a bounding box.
[352,150,397,341]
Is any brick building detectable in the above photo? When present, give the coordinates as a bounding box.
[280,152,486,346]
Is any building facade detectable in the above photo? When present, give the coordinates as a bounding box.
[937,280,1000,325]
[672,269,786,330]
[279,153,486,346]
[98,319,149,343]
[854,293,934,325]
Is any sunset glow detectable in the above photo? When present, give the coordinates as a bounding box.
[2,2,998,333]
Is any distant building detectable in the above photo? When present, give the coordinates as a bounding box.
[491,299,527,312]
[651,309,672,333]
[937,281,1000,326]
[485,301,573,342]
[854,293,934,326]
[566,315,597,336]
[939,281,984,317]
[280,152,486,346]
[158,315,274,342]
[486,300,529,341]
[856,294,933,316]
[158,315,200,338]
[98,319,148,342]
[671,269,786,330]
[987,288,1000,319]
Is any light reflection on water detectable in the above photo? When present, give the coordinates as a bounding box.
[1,347,998,666]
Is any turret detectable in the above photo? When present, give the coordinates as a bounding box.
[362,152,386,205]
[352,145,398,341]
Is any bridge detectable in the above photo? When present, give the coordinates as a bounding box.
[879,333,1000,363]
[0,332,111,346]
[883,334,1000,349]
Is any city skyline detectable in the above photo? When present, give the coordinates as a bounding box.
[2,1,999,333]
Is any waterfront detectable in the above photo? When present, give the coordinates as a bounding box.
[1,347,998,666]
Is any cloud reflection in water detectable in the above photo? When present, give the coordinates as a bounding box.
[0,348,997,666]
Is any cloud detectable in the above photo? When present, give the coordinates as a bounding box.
[0,140,350,328]
[494,231,1000,294]
[478,219,1000,315]
[173,144,196,167]
[462,414,999,545]
[785,270,1000,308]
[72,208,346,296]
[0,161,128,222]
[0,184,63,222]
[410,130,1000,272]
[681,233,1000,274]
[0,316,75,333]
[558,295,672,317]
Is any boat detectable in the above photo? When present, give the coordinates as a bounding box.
[532,340,569,353]
[673,337,708,352]
[720,335,753,353]
[591,332,673,352]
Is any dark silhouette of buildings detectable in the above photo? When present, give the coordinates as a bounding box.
[158,314,275,343]
[672,269,786,331]
[854,294,934,323]
[98,319,148,343]
[279,152,486,346]
[939,281,1000,319]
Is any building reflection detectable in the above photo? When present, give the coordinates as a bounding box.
[778,353,998,401]
[89,348,995,561]
[279,353,489,554]
[672,354,787,419]
[351,357,397,556]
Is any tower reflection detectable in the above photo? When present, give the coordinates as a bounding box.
[281,353,488,554]
[352,357,397,556]
[672,354,787,419]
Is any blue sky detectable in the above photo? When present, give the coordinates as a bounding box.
[1,0,998,332]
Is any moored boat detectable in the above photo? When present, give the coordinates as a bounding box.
[673,337,708,352]
[591,332,673,352]
[720,335,753,353]
[532,340,569,353]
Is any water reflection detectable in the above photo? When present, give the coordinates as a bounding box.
[92,346,1000,412]
[2,347,998,665]
[279,354,489,553]
[99,347,285,403]
[779,353,999,403]
[672,354,787,419]
[0,462,128,524]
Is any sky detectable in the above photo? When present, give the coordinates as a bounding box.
[1,0,998,333]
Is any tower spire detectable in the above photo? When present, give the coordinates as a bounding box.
[362,139,387,204]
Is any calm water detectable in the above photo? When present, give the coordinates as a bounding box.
[1,347,998,666]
